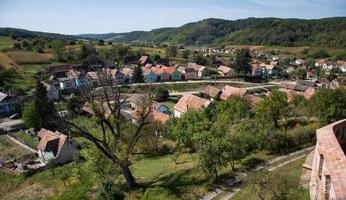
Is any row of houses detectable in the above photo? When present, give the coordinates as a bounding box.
[315,60,346,72]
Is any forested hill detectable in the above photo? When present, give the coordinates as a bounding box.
[1,17,346,48]
[0,27,77,40]
[79,17,346,48]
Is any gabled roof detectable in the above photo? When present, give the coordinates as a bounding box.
[164,66,178,75]
[217,65,232,74]
[303,87,316,100]
[121,67,133,76]
[185,67,196,73]
[129,94,145,106]
[280,82,297,90]
[152,111,170,124]
[188,63,206,72]
[82,102,112,119]
[202,85,221,98]
[0,92,8,102]
[37,128,67,158]
[139,56,150,65]
[174,95,211,113]
[219,86,246,100]
[296,79,315,87]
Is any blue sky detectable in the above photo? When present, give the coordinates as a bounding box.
[0,0,345,34]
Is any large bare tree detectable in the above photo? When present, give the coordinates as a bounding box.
[63,68,153,189]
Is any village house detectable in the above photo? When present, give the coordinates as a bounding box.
[201,85,222,100]
[86,71,100,87]
[142,67,157,83]
[219,86,247,101]
[152,101,170,114]
[103,68,125,85]
[173,95,212,118]
[37,128,79,164]
[188,63,207,79]
[152,66,169,82]
[42,82,59,100]
[251,63,262,77]
[336,60,346,73]
[139,56,152,66]
[121,67,134,84]
[260,63,277,77]
[165,66,181,81]
[177,67,197,80]
[0,92,20,118]
[217,65,235,77]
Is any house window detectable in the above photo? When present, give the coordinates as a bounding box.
[319,155,324,179]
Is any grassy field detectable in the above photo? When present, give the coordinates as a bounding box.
[0,36,14,51]
[9,64,43,92]
[230,157,310,200]
[11,131,39,149]
[0,135,32,160]
[5,51,55,64]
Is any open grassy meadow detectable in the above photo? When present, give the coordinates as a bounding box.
[0,36,14,51]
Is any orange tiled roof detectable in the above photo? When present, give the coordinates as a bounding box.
[202,85,221,98]
[37,128,67,158]
[174,95,211,113]
[219,86,246,100]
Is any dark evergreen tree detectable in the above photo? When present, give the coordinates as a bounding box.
[234,48,252,79]
[132,65,144,83]
[24,82,57,130]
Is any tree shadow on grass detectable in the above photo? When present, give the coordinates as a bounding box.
[140,168,207,198]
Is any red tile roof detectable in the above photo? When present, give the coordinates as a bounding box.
[174,95,211,113]
[37,128,67,158]
[219,86,246,100]
[202,85,221,98]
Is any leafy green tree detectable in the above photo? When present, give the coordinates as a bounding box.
[255,90,288,128]
[308,88,346,124]
[152,54,161,62]
[169,109,212,151]
[216,97,251,122]
[67,96,83,115]
[79,43,96,61]
[200,137,228,181]
[132,65,144,83]
[51,40,65,61]
[165,45,177,58]
[233,48,252,79]
[98,39,105,45]
[154,87,169,102]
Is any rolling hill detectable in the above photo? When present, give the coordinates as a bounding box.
[1,17,346,48]
[78,17,346,48]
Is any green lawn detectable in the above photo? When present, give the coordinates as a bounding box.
[11,131,39,149]
[0,135,32,160]
[230,157,310,200]
[0,36,14,51]
[9,64,43,92]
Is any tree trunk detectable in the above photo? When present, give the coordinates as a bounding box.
[121,164,137,189]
